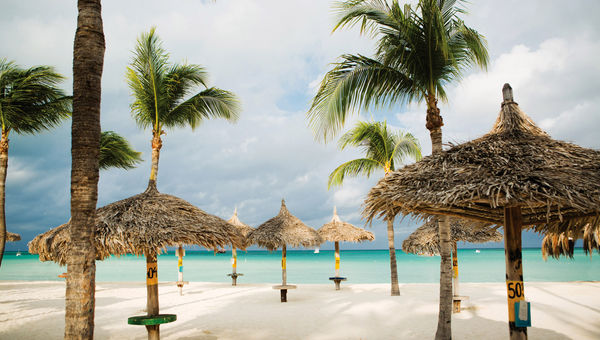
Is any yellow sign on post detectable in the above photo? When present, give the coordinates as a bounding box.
[335,254,340,270]
[282,257,286,270]
[452,258,458,278]
[147,262,158,285]
[506,280,525,321]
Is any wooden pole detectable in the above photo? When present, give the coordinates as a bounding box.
[146,252,160,340]
[452,241,460,313]
[504,206,527,340]
[281,245,287,302]
[177,245,184,296]
[334,241,340,277]
[232,248,238,286]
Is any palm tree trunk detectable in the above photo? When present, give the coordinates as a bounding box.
[66,1,104,339]
[148,130,162,188]
[0,130,9,268]
[426,94,453,340]
[452,241,460,313]
[387,217,400,296]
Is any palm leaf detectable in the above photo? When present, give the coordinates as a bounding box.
[99,131,143,170]
[328,158,382,188]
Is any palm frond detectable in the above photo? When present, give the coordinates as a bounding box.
[99,131,143,170]
[308,54,416,141]
[328,158,382,188]
[165,87,240,129]
[0,62,70,134]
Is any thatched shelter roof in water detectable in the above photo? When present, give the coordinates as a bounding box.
[28,184,244,265]
[247,199,322,251]
[541,224,599,260]
[402,218,502,256]
[227,208,254,247]
[364,84,600,236]
[7,232,21,242]
[317,207,374,243]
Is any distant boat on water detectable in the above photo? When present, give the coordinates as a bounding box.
[475,249,481,254]
[314,248,319,254]
[15,251,21,256]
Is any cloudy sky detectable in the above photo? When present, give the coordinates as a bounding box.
[2,0,599,251]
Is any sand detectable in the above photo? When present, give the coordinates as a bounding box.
[0,281,599,339]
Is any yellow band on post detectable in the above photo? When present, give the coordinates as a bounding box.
[335,258,340,270]
[452,259,458,278]
[178,258,182,267]
[233,256,237,268]
[147,262,158,285]
[506,280,525,321]
[282,257,286,270]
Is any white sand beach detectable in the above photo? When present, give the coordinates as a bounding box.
[1,281,599,339]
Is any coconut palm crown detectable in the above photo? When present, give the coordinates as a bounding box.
[328,120,421,296]
[0,59,70,268]
[308,0,488,144]
[126,27,240,186]
[328,120,421,188]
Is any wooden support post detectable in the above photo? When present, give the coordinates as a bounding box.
[452,241,460,313]
[146,252,160,340]
[504,206,527,340]
[281,245,288,302]
[232,248,238,286]
[334,241,340,277]
[177,245,184,296]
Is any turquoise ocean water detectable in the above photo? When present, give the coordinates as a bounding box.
[1,249,598,283]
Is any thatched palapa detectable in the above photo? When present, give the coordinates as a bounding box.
[247,199,321,302]
[318,207,374,289]
[29,184,245,265]
[318,207,375,243]
[247,199,321,251]
[364,87,600,235]
[402,218,501,256]
[227,208,254,285]
[7,232,21,242]
[363,84,600,339]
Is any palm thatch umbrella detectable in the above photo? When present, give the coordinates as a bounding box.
[7,232,21,242]
[402,217,502,312]
[541,224,599,260]
[29,183,244,338]
[246,199,322,302]
[364,84,600,340]
[317,207,374,290]
[226,208,254,285]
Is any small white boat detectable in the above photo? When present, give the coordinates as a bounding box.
[314,248,320,254]
[15,251,21,256]
[475,249,480,254]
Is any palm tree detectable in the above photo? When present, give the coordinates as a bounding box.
[0,59,70,268]
[307,1,488,337]
[67,0,105,338]
[328,121,421,296]
[126,27,240,187]
[99,131,142,170]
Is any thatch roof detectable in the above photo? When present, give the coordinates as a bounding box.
[228,208,254,247]
[317,207,374,243]
[541,224,599,260]
[28,184,244,265]
[402,218,502,255]
[7,232,21,242]
[246,199,322,251]
[364,84,600,237]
